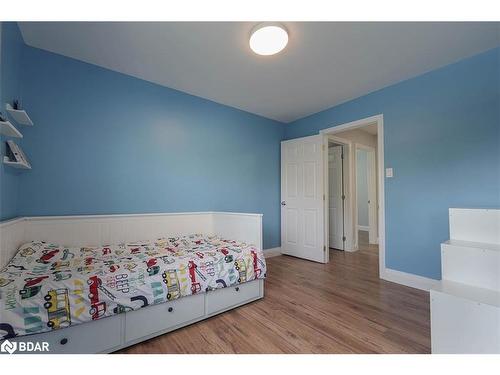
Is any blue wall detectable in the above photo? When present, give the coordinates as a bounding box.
[2,23,499,277]
[13,45,285,249]
[287,48,500,279]
[0,22,25,220]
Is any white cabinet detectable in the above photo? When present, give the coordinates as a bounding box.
[431,208,500,354]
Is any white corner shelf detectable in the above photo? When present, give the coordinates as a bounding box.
[3,156,31,169]
[0,119,23,138]
[6,103,34,126]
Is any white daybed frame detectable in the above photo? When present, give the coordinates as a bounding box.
[0,211,264,354]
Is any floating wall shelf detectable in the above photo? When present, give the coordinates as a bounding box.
[0,119,23,138]
[6,103,34,126]
[3,156,31,169]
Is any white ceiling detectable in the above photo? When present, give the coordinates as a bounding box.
[18,22,500,123]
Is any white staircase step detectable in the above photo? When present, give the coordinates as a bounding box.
[449,208,500,245]
[431,281,500,353]
[441,241,500,291]
[431,208,500,354]
[444,239,500,252]
[432,280,500,308]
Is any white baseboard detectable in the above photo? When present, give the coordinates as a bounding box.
[263,247,281,258]
[380,267,439,292]
[357,225,369,231]
[344,246,358,253]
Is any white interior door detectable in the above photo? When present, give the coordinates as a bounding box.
[329,145,344,250]
[281,135,326,263]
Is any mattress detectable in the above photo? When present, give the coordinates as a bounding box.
[0,234,266,339]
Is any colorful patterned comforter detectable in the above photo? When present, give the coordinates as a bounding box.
[0,234,266,339]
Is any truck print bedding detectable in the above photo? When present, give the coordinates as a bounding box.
[0,234,267,339]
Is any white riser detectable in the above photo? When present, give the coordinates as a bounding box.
[442,242,500,291]
[449,208,500,245]
[431,289,500,354]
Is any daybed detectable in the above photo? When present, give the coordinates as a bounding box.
[0,212,265,353]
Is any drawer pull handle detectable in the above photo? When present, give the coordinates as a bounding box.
[168,307,173,312]
[60,338,68,345]
[235,287,240,292]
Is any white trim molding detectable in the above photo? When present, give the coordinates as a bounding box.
[381,268,439,292]
[324,135,355,252]
[263,247,281,258]
[319,114,384,135]
[320,114,386,275]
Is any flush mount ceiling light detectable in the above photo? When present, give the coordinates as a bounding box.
[249,23,288,56]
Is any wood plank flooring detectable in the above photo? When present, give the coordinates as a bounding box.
[118,236,430,354]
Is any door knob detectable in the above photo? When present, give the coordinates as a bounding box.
[281,201,286,206]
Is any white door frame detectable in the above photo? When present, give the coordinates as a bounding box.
[324,135,354,256]
[320,114,386,277]
[355,144,378,245]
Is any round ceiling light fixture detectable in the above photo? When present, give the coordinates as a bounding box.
[249,23,288,56]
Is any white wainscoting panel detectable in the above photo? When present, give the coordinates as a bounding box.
[0,218,26,268]
[0,212,263,267]
[212,212,262,250]
[23,213,213,247]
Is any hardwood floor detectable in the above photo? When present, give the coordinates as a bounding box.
[118,240,430,354]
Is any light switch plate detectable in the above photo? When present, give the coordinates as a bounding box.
[385,168,393,178]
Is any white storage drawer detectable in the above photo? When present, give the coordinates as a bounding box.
[206,280,261,315]
[125,293,204,342]
[9,314,122,354]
